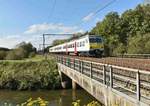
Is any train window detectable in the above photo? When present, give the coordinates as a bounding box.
[77,42,80,47]
[63,45,66,49]
[89,37,102,43]
[83,41,85,46]
[80,42,82,47]
[86,39,88,43]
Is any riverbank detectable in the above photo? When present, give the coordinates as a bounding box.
[0,56,61,90]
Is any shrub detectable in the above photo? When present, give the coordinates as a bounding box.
[0,51,7,60]
[29,52,36,58]
[0,59,61,90]
[127,33,150,54]
[5,51,19,60]
[4,42,36,60]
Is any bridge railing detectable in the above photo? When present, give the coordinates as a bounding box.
[56,56,150,102]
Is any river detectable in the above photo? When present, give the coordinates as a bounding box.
[0,89,97,106]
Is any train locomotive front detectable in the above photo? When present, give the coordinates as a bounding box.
[88,35,104,57]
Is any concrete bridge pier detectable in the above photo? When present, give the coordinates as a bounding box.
[59,71,72,89]
[59,70,79,90]
[72,80,77,90]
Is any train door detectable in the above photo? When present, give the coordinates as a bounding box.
[74,41,77,54]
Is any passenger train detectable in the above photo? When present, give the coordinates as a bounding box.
[49,35,104,57]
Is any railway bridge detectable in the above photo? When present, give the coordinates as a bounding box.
[56,55,150,106]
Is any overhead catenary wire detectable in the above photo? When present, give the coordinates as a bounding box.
[74,0,117,27]
[41,0,117,52]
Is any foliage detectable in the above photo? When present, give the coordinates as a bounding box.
[5,48,27,60]
[3,99,102,106]
[3,42,36,60]
[5,50,19,60]
[18,97,48,106]
[52,39,68,46]
[51,33,84,47]
[0,47,10,51]
[72,100,102,106]
[0,48,9,60]
[127,33,150,54]
[0,58,61,90]
[3,97,49,106]
[0,51,7,60]
[90,4,150,56]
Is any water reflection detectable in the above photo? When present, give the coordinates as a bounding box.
[0,89,96,106]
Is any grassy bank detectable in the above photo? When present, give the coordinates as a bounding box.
[0,56,61,90]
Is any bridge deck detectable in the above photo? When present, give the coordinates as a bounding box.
[56,55,150,106]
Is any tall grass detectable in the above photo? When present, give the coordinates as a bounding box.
[0,58,61,90]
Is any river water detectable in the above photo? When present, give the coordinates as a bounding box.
[0,89,97,106]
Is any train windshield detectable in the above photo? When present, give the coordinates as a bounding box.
[89,37,102,43]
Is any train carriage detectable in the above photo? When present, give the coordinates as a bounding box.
[49,35,104,57]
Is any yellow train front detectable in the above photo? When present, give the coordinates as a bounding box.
[88,36,104,57]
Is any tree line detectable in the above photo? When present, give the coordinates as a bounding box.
[90,4,150,56]
[50,4,150,56]
[0,42,36,60]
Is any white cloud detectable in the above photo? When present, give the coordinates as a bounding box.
[0,35,23,48]
[82,12,94,22]
[24,23,84,34]
[0,23,84,49]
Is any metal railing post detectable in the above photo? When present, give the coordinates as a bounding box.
[136,70,140,101]
[65,58,67,66]
[103,65,106,85]
[109,66,113,88]
[61,57,64,64]
[74,59,75,70]
[90,62,92,78]
[81,61,83,74]
[61,57,63,64]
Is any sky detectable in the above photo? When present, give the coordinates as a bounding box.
[0,0,144,49]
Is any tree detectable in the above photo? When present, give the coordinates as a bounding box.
[90,12,124,56]
[52,39,67,46]
[127,33,150,54]
[90,4,150,56]
[0,51,7,60]
[5,42,36,60]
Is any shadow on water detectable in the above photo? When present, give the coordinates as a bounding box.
[0,89,97,106]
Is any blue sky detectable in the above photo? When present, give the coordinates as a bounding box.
[0,0,143,48]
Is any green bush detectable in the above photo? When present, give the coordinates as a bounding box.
[29,52,36,58]
[113,43,127,55]
[0,51,7,60]
[72,100,103,106]
[127,33,150,54]
[0,59,61,90]
[5,51,19,60]
[5,48,27,60]
[5,42,37,60]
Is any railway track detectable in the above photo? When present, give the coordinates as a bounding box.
[52,54,150,71]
